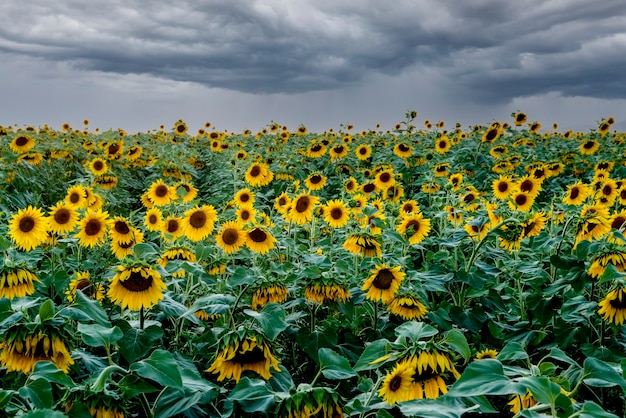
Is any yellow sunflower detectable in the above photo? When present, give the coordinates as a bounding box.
[206,334,281,382]
[329,144,349,161]
[65,271,105,303]
[343,233,381,257]
[215,221,247,254]
[387,294,428,320]
[508,191,535,212]
[159,246,197,277]
[47,201,79,235]
[251,284,289,310]
[474,348,499,360]
[161,216,185,242]
[492,175,514,200]
[305,173,327,191]
[183,205,217,241]
[579,139,600,155]
[434,135,451,153]
[378,361,414,405]
[8,206,50,251]
[274,192,292,214]
[0,330,74,374]
[396,212,431,245]
[75,210,110,247]
[355,144,372,160]
[147,179,175,206]
[323,199,350,228]
[245,162,274,187]
[563,182,589,206]
[362,264,405,303]
[393,142,413,159]
[598,287,626,325]
[233,188,256,208]
[245,226,277,254]
[175,181,199,203]
[287,193,320,225]
[107,264,166,311]
[9,134,36,154]
[0,267,38,299]
[88,158,109,176]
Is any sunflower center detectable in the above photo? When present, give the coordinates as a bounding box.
[498,182,509,192]
[520,180,534,193]
[177,124,186,133]
[310,144,322,152]
[15,136,29,146]
[612,216,626,230]
[248,228,267,243]
[233,344,266,365]
[155,185,169,198]
[239,193,250,203]
[121,270,153,292]
[438,140,447,149]
[114,221,130,234]
[389,375,403,392]
[403,204,413,213]
[363,183,376,193]
[295,196,310,213]
[515,194,528,206]
[278,197,287,206]
[85,219,103,236]
[333,146,344,153]
[609,293,626,309]
[93,160,104,170]
[17,216,36,233]
[359,147,368,155]
[69,192,81,204]
[222,228,239,245]
[485,129,498,141]
[250,165,261,177]
[330,207,343,220]
[148,214,158,224]
[108,143,120,154]
[516,114,526,122]
[167,220,179,233]
[190,211,207,228]
[373,269,394,289]
[240,210,250,220]
[379,173,391,183]
[54,209,71,224]
[398,143,410,152]
[583,141,595,149]
[463,194,475,204]
[310,175,322,184]
[598,162,609,170]
[570,187,580,199]
[119,240,134,249]
[602,185,612,196]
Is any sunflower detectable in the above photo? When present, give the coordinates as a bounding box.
[8,206,50,251]
[579,139,600,155]
[144,207,163,232]
[215,221,247,254]
[306,143,327,158]
[464,218,490,241]
[18,152,43,166]
[434,135,451,153]
[0,330,74,374]
[588,250,626,279]
[46,202,79,236]
[492,175,514,200]
[598,287,626,325]
[276,387,343,418]
[94,174,118,190]
[274,192,291,214]
[422,182,441,194]
[563,182,589,206]
[321,199,350,229]
[245,162,274,187]
[65,271,105,303]
[111,230,143,259]
[362,264,405,303]
[393,142,413,159]
[446,206,464,226]
[206,333,280,382]
[329,144,349,161]
[522,212,547,238]
[374,169,395,191]
[595,179,619,206]
[159,246,197,277]
[304,280,352,304]
[147,179,175,206]
[489,145,508,159]
[0,267,38,299]
[88,158,109,176]
[399,199,420,215]
[183,205,217,241]
[234,188,256,208]
[474,348,499,360]
[287,193,320,225]
[481,126,501,143]
[109,216,135,244]
[251,284,289,310]
[575,205,611,245]
[245,226,277,254]
[126,145,143,162]
[351,193,368,212]
[161,216,185,242]
[508,191,534,212]
[75,210,110,247]
[387,294,428,320]
[516,175,542,198]
[173,119,188,135]
[343,233,381,257]
[396,212,431,245]
[508,391,538,414]
[353,144,371,161]
[305,173,327,191]
[378,361,414,405]
[175,181,199,203]
[406,350,460,400]
[513,112,527,126]
[107,263,166,311]
[236,206,257,225]
[9,134,36,154]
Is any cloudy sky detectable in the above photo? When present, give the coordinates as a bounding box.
[1,0,626,134]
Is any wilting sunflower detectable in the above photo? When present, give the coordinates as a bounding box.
[183,205,217,241]
[323,199,350,228]
[65,271,105,303]
[396,212,431,245]
[474,348,499,360]
[575,204,611,246]
[589,249,626,279]
[362,264,406,303]
[406,350,460,400]
[107,263,166,311]
[245,226,277,254]
[522,212,547,238]
[378,361,414,405]
[251,283,289,310]
[276,386,343,418]
[508,391,538,414]
[159,246,197,277]
[65,391,126,418]
[0,266,38,299]
[144,207,163,232]
[287,193,320,225]
[245,162,274,187]
[8,206,50,251]
[598,287,626,325]
[147,179,175,206]
[75,210,110,248]
[304,172,327,191]
[304,278,352,304]
[206,332,281,382]
[387,294,428,320]
[9,134,36,154]
[579,139,600,155]
[492,175,514,200]
[161,216,185,242]
[0,329,74,374]
[234,188,256,208]
[88,157,108,176]
[17,152,43,166]
[215,221,247,254]
[343,233,381,257]
[563,181,590,206]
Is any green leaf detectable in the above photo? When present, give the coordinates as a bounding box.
[583,357,626,393]
[497,342,529,362]
[21,410,68,418]
[0,390,13,410]
[118,325,163,363]
[37,299,55,322]
[31,361,74,387]
[598,263,626,284]
[399,397,478,417]
[354,339,393,371]
[18,378,52,409]
[394,321,438,342]
[230,266,256,287]
[118,374,159,398]
[448,359,516,396]
[440,329,471,362]
[63,290,110,325]
[573,401,620,418]
[90,365,128,392]
[77,323,123,348]
[133,242,160,259]
[243,304,287,340]
[154,387,203,418]
[130,349,183,391]
[227,377,275,413]
[318,348,357,380]
[516,376,562,406]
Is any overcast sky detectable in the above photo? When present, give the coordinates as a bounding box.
[1,0,626,134]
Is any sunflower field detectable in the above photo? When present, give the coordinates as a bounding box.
[0,113,625,417]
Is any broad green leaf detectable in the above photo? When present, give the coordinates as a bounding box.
[243,303,287,340]
[399,397,478,417]
[31,361,74,387]
[63,290,110,325]
[598,263,626,284]
[448,359,516,396]
[516,376,562,406]
[497,342,529,362]
[354,339,393,371]
[154,387,203,418]
[0,390,13,409]
[130,349,183,391]
[296,327,337,363]
[133,242,160,259]
[227,377,275,413]
[583,357,626,392]
[38,299,55,322]
[77,323,123,348]
[318,348,357,380]
[230,266,256,286]
[441,329,471,362]
[394,321,438,342]
[118,374,159,398]
[18,378,52,409]
[118,325,163,363]
[573,401,620,418]
[21,410,67,418]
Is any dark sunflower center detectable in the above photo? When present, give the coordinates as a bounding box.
[233,345,266,365]
[609,294,626,309]
[403,204,413,213]
[498,182,509,192]
[295,196,310,213]
[602,185,613,196]
[515,194,528,205]
[15,136,29,146]
[250,165,261,177]
[523,221,536,236]
[438,140,447,149]
[167,220,179,233]
[389,375,403,392]
[398,143,410,152]
[75,279,92,293]
[69,193,81,203]
[54,209,71,224]
[333,146,344,153]
[436,166,447,172]
[612,216,626,230]
[520,180,534,193]
[463,194,475,204]
[177,125,186,133]
[222,228,239,245]
[359,147,368,155]
[85,219,103,236]
[240,210,250,220]
[310,175,322,184]
[18,216,36,233]
[278,197,287,206]
[570,187,580,199]
[190,211,207,228]
[93,161,104,170]
[516,114,526,122]
[239,193,250,202]
[346,181,355,190]
[379,173,391,183]
[108,143,120,154]
[406,220,421,235]
[114,221,130,234]
[310,144,322,152]
[148,214,158,224]
[583,141,595,149]
[248,228,267,243]
[363,183,376,193]
[155,185,169,198]
[119,241,134,249]
[330,207,343,220]
[485,129,498,141]
[121,270,153,292]
[598,162,609,170]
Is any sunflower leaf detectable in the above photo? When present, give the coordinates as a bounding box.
[243,304,287,340]
[37,299,55,322]
[354,339,393,371]
[440,329,471,363]
[448,359,516,397]
[582,357,626,393]
[78,323,123,348]
[394,321,438,342]
[318,348,357,380]
[130,349,183,391]
[227,377,275,413]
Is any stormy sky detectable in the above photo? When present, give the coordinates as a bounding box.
[1,0,625,134]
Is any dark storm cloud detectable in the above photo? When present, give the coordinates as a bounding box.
[0,0,625,103]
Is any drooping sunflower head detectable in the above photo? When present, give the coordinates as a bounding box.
[0,266,39,299]
[474,348,499,360]
[362,264,406,303]
[0,327,74,374]
[387,294,428,320]
[65,271,105,303]
[251,283,289,310]
[343,233,381,257]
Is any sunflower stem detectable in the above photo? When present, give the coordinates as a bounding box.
[140,307,145,330]
[465,218,517,272]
